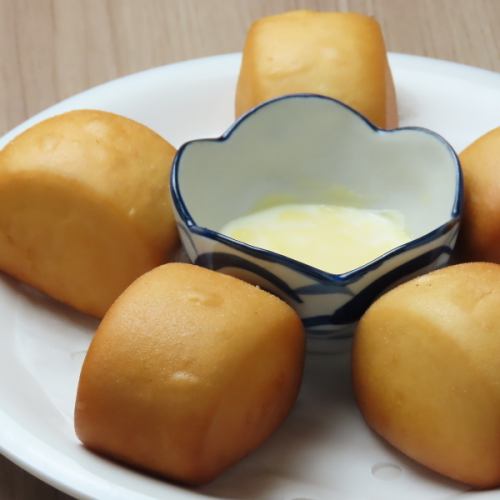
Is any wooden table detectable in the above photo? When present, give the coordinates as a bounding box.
[1,0,499,498]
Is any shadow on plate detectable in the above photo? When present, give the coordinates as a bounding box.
[0,271,99,332]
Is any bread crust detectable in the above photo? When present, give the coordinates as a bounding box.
[0,110,178,316]
[353,262,500,488]
[236,10,398,128]
[458,127,500,263]
[75,263,305,484]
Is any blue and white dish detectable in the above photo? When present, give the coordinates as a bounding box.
[171,94,462,353]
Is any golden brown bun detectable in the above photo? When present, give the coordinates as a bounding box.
[0,110,178,317]
[353,262,500,488]
[457,127,500,262]
[236,10,398,128]
[75,263,305,485]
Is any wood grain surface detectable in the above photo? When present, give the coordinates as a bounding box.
[1,0,499,498]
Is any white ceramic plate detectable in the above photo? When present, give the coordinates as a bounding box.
[1,53,500,500]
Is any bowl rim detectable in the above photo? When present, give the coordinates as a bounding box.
[171,93,462,284]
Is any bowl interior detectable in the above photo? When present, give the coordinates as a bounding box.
[176,96,459,243]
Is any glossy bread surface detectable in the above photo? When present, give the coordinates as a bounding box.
[458,127,500,262]
[75,263,305,485]
[0,110,178,317]
[353,262,500,488]
[236,10,398,128]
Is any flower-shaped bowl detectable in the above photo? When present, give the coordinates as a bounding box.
[171,94,462,352]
